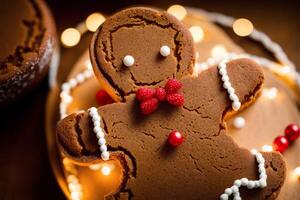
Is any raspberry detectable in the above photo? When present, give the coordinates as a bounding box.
[136,88,156,101]
[156,87,166,101]
[166,93,184,106]
[165,79,182,94]
[96,89,114,106]
[140,98,159,115]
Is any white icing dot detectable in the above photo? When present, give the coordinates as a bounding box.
[123,55,135,67]
[100,144,107,152]
[101,151,110,161]
[93,126,101,133]
[232,101,241,111]
[98,138,106,146]
[220,194,228,200]
[247,181,255,189]
[224,188,232,195]
[160,45,171,57]
[233,117,245,129]
[96,131,105,139]
[234,180,241,187]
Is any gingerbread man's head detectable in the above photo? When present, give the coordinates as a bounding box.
[57,7,286,200]
[89,7,195,101]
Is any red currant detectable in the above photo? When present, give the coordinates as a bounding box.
[284,124,300,142]
[168,131,183,147]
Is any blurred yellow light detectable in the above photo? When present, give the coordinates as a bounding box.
[262,145,273,152]
[167,5,187,21]
[233,18,254,37]
[211,44,227,59]
[86,12,105,32]
[101,165,111,176]
[189,26,204,43]
[89,164,101,170]
[61,28,81,47]
[294,167,300,177]
[262,87,278,100]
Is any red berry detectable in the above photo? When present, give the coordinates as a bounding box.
[284,124,300,142]
[165,79,182,94]
[273,136,289,153]
[96,89,114,106]
[140,98,159,115]
[156,87,166,101]
[166,93,184,106]
[136,88,156,101]
[168,131,183,146]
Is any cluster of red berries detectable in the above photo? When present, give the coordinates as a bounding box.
[136,79,185,115]
[273,124,300,153]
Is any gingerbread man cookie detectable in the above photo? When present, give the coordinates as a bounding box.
[57,7,286,200]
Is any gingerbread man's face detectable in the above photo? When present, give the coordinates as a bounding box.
[57,7,286,200]
[90,7,195,101]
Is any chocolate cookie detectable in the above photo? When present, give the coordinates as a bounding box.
[90,7,195,101]
[0,0,58,108]
[57,57,286,199]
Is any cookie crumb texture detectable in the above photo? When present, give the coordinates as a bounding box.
[90,7,195,101]
[57,59,286,199]
[0,0,57,107]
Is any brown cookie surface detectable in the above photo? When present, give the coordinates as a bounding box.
[57,59,286,199]
[90,7,195,101]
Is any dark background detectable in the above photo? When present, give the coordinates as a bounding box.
[0,0,299,199]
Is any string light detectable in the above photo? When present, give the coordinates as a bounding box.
[167,5,187,20]
[67,175,83,200]
[262,145,273,152]
[281,66,290,74]
[189,26,204,43]
[262,87,278,100]
[61,28,81,47]
[85,12,105,32]
[101,165,111,176]
[294,167,300,178]
[89,164,102,170]
[211,44,227,59]
[233,18,254,37]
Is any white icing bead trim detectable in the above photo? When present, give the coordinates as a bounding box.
[160,45,171,57]
[220,151,267,200]
[88,107,110,161]
[123,55,135,67]
[218,59,241,111]
[233,116,246,129]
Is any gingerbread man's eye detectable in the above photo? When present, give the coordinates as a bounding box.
[123,55,135,67]
[160,45,171,57]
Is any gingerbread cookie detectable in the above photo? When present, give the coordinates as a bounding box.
[57,7,286,200]
[90,7,195,101]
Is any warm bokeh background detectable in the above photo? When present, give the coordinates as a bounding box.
[0,0,299,199]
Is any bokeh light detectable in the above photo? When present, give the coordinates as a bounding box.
[85,12,105,32]
[233,18,254,37]
[61,28,81,47]
[189,26,204,43]
[167,5,187,21]
[101,165,111,176]
[262,145,273,152]
[211,44,227,59]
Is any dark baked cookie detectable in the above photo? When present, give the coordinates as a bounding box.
[90,7,195,101]
[0,0,58,108]
[57,57,286,199]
